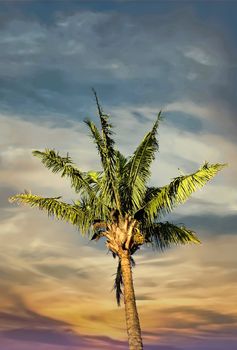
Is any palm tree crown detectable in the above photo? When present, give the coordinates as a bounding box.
[10,91,226,306]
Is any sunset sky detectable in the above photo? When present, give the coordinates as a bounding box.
[0,1,237,349]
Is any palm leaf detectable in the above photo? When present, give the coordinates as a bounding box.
[9,192,91,234]
[32,149,94,196]
[115,150,127,177]
[147,222,200,250]
[121,112,162,213]
[84,119,106,163]
[92,88,115,160]
[85,94,121,211]
[135,162,227,222]
[92,89,121,211]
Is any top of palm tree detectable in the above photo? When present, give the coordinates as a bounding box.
[9,90,226,241]
[9,90,227,305]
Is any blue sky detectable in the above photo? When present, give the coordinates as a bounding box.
[0,1,237,350]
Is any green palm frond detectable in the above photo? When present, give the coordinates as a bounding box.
[78,191,112,229]
[83,119,117,210]
[146,222,200,250]
[83,171,105,196]
[115,150,127,177]
[135,162,227,222]
[92,88,115,162]
[84,119,106,162]
[92,90,121,211]
[85,94,121,211]
[84,121,114,210]
[121,112,162,213]
[85,170,102,185]
[32,149,93,196]
[9,192,91,234]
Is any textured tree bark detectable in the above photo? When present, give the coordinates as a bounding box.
[120,251,143,350]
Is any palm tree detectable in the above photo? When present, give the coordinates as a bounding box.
[9,91,226,350]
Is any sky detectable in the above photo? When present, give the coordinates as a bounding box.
[0,0,237,349]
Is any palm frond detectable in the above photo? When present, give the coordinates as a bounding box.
[92,88,115,156]
[147,222,201,250]
[121,112,162,213]
[78,192,111,231]
[136,162,227,222]
[32,149,93,196]
[85,98,121,211]
[84,119,106,162]
[115,150,127,177]
[92,90,121,211]
[85,170,102,185]
[9,192,91,234]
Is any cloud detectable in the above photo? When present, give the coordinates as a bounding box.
[0,6,236,137]
[173,212,237,235]
[136,293,156,301]
[184,46,215,66]
[0,185,19,208]
[165,100,237,141]
[0,288,69,328]
[33,263,90,280]
[1,328,84,346]
[163,306,237,327]
[0,328,129,349]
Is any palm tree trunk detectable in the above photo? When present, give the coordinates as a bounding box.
[120,251,143,350]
